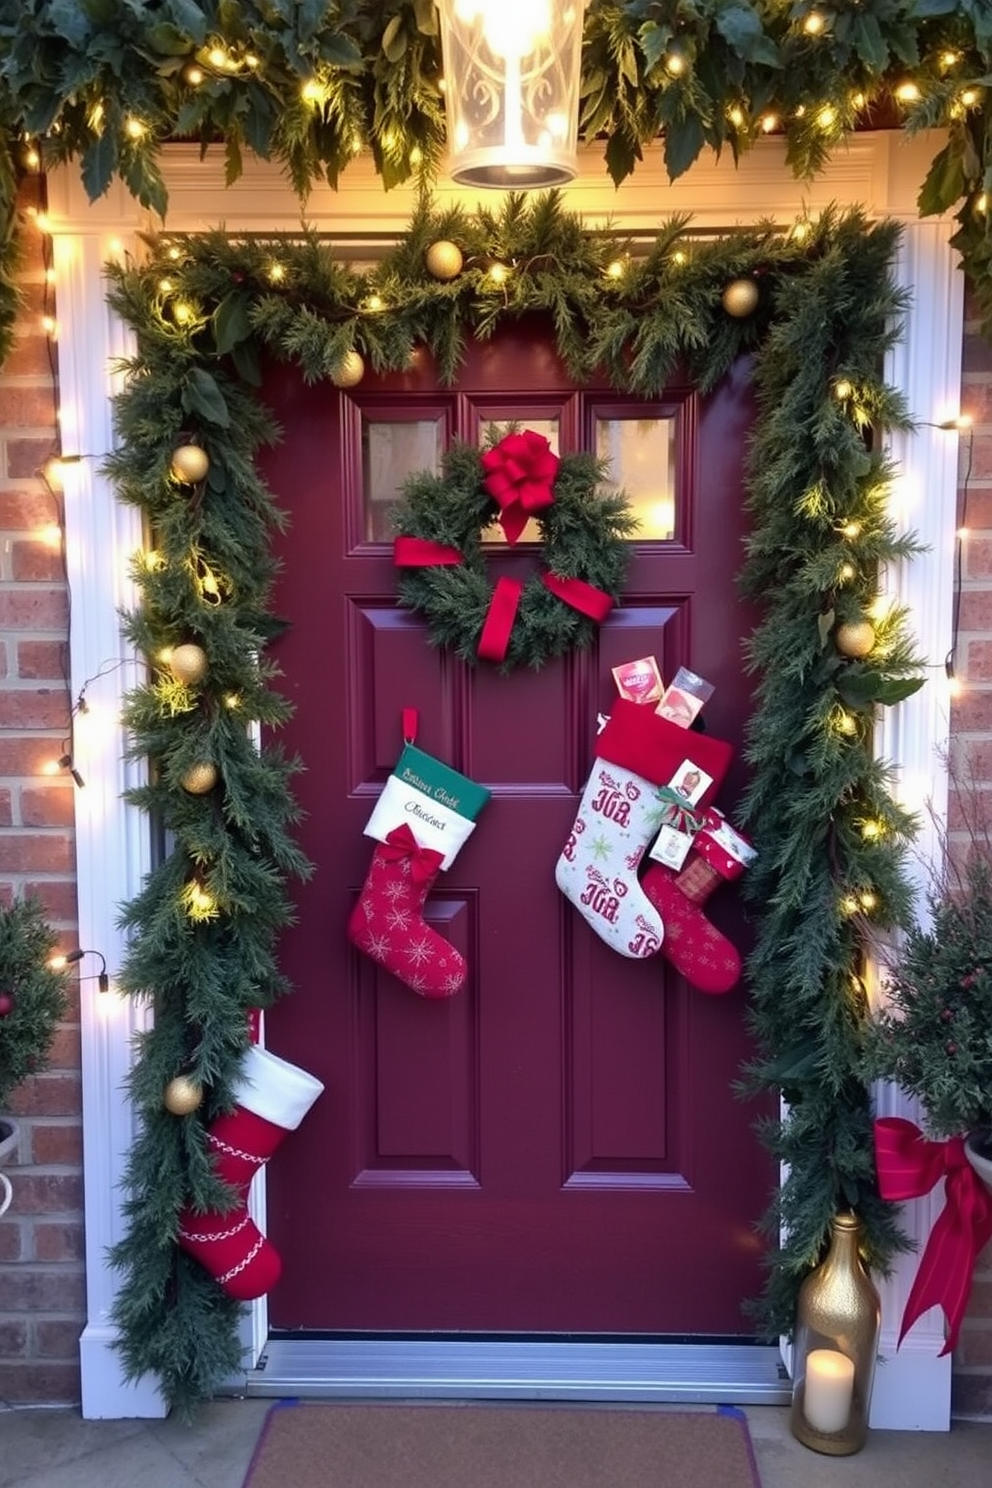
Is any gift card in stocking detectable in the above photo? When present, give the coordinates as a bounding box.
[347,728,490,997]
[555,699,732,958]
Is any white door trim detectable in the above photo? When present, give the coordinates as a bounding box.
[45,132,960,1423]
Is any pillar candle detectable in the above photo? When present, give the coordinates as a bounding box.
[803,1348,855,1434]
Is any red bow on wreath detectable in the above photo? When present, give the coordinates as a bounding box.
[481,430,560,545]
[873,1116,992,1355]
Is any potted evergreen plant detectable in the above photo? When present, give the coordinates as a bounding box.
[864,848,992,1190]
[0,897,71,1206]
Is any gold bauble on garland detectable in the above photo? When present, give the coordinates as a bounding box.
[181,761,218,794]
[163,1075,204,1115]
[332,349,365,388]
[721,278,760,317]
[836,621,877,658]
[425,240,464,280]
[168,642,208,684]
[170,444,210,484]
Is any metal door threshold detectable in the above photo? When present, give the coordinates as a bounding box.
[242,1338,791,1404]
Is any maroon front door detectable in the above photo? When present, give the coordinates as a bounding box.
[261,322,770,1335]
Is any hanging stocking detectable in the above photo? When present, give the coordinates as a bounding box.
[555,699,732,957]
[177,1045,323,1300]
[642,809,755,994]
[348,721,490,997]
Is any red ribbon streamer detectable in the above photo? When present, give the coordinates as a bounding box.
[477,576,524,663]
[874,1116,992,1354]
[381,823,444,884]
[481,430,560,545]
[540,571,614,622]
[394,536,463,567]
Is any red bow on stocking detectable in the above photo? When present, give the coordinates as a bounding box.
[381,823,444,884]
[481,430,560,545]
[874,1116,992,1354]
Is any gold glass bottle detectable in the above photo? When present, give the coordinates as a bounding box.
[789,1212,881,1455]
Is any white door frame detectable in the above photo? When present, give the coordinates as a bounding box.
[46,132,962,1423]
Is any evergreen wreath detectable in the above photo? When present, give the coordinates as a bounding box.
[393,434,637,672]
[98,193,928,1410]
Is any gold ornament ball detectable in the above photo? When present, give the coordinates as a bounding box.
[163,1075,204,1115]
[721,278,760,318]
[169,642,208,685]
[836,620,877,658]
[332,350,365,389]
[181,761,218,795]
[170,444,210,484]
[425,240,464,281]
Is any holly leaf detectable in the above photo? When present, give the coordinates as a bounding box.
[181,368,231,427]
[230,338,262,387]
[817,608,835,649]
[212,291,252,355]
[80,130,118,202]
[918,142,966,218]
[605,131,640,187]
[663,115,705,181]
[873,677,927,706]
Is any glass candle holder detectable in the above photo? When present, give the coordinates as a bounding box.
[789,1212,881,1455]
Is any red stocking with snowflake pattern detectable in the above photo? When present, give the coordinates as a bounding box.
[177,1045,323,1300]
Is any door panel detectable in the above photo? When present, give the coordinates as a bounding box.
[260,325,770,1336]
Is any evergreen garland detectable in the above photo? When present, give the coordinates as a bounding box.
[0,897,71,1111]
[102,192,925,1409]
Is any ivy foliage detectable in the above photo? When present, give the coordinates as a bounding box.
[0,4,990,348]
[104,191,925,1405]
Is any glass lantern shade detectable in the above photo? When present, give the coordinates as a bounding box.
[436,0,586,188]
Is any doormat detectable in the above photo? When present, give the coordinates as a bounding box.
[241,1401,762,1488]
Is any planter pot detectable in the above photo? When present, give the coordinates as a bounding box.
[0,1117,16,1218]
[964,1132,992,1196]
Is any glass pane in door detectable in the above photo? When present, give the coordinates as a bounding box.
[363,419,444,542]
[595,417,676,540]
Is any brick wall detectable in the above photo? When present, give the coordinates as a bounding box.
[949,286,992,1420]
[0,176,84,1406]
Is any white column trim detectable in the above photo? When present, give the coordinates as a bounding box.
[44,133,961,1423]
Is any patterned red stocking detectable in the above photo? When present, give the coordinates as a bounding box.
[177,1047,323,1300]
[348,823,467,998]
[642,813,753,995]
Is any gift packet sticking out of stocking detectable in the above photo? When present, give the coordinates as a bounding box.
[348,710,490,997]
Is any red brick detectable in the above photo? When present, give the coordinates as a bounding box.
[949,689,992,732]
[0,588,68,630]
[0,641,7,678]
[0,489,58,530]
[29,1123,82,1167]
[952,1372,992,1417]
[0,787,11,825]
[0,1361,81,1405]
[963,333,992,374]
[0,1321,27,1356]
[959,590,992,631]
[45,1026,81,1071]
[12,539,62,581]
[8,1173,83,1215]
[0,1268,85,1312]
[966,1277,992,1317]
[0,386,57,428]
[971,434,992,479]
[20,786,75,827]
[35,1319,82,1358]
[0,1222,23,1261]
[34,1222,85,1263]
[957,1327,992,1367]
[23,879,77,921]
[6,1075,81,1118]
[959,380,992,424]
[961,488,992,529]
[5,440,57,480]
[965,640,992,680]
[0,834,74,873]
[0,689,71,729]
[17,640,66,679]
[964,537,992,578]
[3,332,54,378]
[0,737,65,775]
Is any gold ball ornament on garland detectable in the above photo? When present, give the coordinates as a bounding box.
[163,1075,204,1115]
[168,642,208,685]
[721,278,760,317]
[836,621,877,658]
[425,240,464,280]
[181,761,219,795]
[332,349,365,388]
[170,444,210,484]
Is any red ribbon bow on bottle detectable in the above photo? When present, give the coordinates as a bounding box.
[381,823,444,884]
[873,1116,992,1354]
[480,430,560,545]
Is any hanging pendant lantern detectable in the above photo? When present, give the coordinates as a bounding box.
[436,0,586,188]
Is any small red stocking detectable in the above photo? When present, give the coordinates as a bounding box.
[642,811,754,995]
[177,1046,323,1300]
[348,823,467,998]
